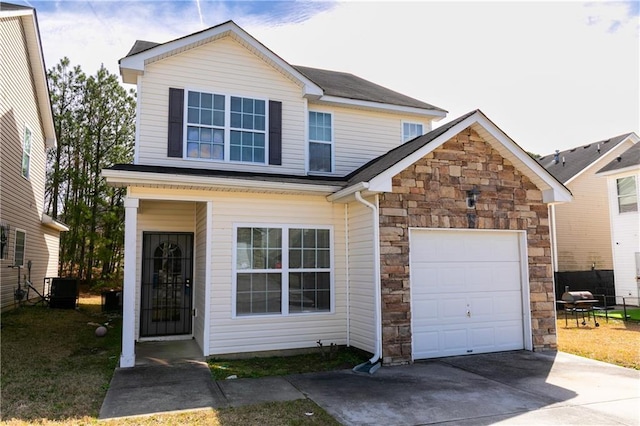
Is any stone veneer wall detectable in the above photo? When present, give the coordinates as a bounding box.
[379,128,556,365]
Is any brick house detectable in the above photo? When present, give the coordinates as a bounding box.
[103,21,571,368]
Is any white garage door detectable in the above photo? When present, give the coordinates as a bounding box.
[411,230,525,359]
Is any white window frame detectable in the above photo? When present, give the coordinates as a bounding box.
[14,228,26,267]
[402,121,424,143]
[616,176,638,213]
[22,126,32,179]
[308,110,334,174]
[184,89,269,165]
[232,223,334,318]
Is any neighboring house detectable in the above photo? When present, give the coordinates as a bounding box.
[103,21,571,368]
[537,133,638,299]
[597,141,640,305]
[0,3,68,311]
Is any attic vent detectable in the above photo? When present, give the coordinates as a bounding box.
[583,144,591,149]
[553,150,560,164]
[570,148,576,152]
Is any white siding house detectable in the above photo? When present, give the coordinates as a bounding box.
[598,141,640,305]
[104,21,571,368]
[0,3,67,311]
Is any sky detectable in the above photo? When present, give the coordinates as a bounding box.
[13,0,640,156]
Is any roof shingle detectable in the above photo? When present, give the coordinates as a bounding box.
[121,23,445,113]
[293,65,445,112]
[597,142,640,173]
[537,133,633,183]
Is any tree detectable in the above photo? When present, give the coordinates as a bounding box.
[47,59,136,286]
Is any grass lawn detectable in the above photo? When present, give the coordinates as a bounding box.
[1,295,120,423]
[0,295,342,425]
[596,307,640,321]
[556,316,640,370]
[209,347,369,380]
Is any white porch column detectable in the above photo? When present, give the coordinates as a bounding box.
[202,201,213,356]
[120,197,139,368]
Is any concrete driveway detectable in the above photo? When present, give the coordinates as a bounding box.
[288,351,640,425]
[101,350,639,425]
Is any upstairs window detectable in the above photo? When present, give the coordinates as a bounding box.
[617,176,638,213]
[22,127,32,179]
[185,91,266,164]
[309,111,333,173]
[402,122,423,143]
[187,91,225,160]
[230,96,266,163]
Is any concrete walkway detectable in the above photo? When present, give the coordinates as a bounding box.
[100,350,640,425]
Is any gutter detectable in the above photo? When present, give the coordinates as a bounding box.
[326,181,369,202]
[41,214,70,232]
[352,191,382,374]
[102,169,342,195]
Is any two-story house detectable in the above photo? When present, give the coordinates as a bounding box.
[0,3,68,311]
[537,133,638,302]
[104,21,571,368]
[597,142,640,305]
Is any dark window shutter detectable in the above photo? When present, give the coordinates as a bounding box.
[168,88,184,158]
[268,100,282,165]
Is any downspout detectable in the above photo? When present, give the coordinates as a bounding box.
[549,204,558,273]
[345,204,350,347]
[549,203,559,331]
[353,191,382,374]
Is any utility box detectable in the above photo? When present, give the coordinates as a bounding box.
[101,289,122,312]
[49,278,79,309]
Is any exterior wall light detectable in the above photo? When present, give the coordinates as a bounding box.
[466,187,480,209]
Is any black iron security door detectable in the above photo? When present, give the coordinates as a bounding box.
[140,232,193,337]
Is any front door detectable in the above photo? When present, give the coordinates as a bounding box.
[140,232,193,337]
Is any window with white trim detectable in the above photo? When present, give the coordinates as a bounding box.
[22,127,32,179]
[186,91,266,163]
[402,122,423,143]
[617,176,638,213]
[309,111,332,172]
[235,226,332,316]
[288,228,331,313]
[14,229,26,267]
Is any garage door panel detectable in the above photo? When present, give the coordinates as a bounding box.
[470,327,495,350]
[490,263,522,291]
[413,299,438,321]
[412,231,520,263]
[443,328,468,351]
[413,330,440,358]
[410,230,525,360]
[492,293,523,316]
[440,298,468,320]
[495,323,525,348]
[412,262,520,294]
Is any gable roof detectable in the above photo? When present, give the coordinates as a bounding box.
[345,110,476,185]
[294,66,445,112]
[597,139,640,174]
[125,40,160,57]
[330,110,571,204]
[120,20,445,117]
[536,133,635,184]
[0,2,56,148]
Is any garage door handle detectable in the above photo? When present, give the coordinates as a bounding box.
[467,305,471,317]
